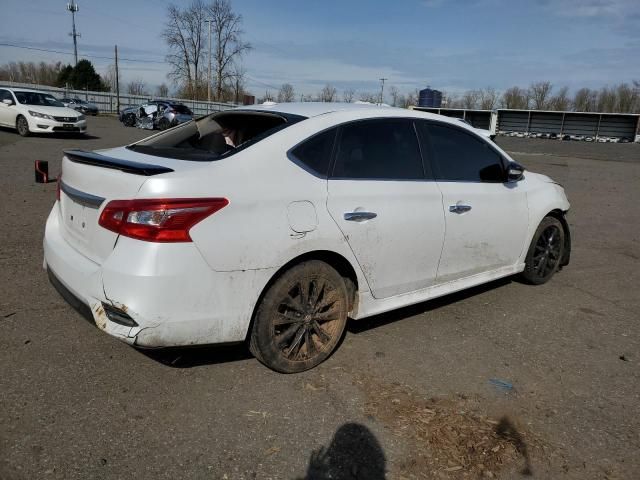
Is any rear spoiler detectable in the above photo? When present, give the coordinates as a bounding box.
[64,149,174,176]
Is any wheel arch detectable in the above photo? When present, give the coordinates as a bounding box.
[545,209,571,267]
[244,250,360,342]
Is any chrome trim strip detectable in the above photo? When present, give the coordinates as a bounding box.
[60,181,105,209]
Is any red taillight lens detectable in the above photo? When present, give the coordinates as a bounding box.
[98,198,229,242]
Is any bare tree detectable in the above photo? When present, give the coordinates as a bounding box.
[529,81,553,110]
[478,87,498,110]
[163,0,207,99]
[549,86,570,111]
[207,0,252,101]
[359,92,379,103]
[462,90,480,109]
[259,90,274,103]
[277,83,295,102]
[596,86,617,113]
[0,61,63,86]
[572,88,596,112]
[127,79,147,96]
[319,84,337,102]
[388,86,400,107]
[101,65,118,92]
[157,83,170,97]
[404,91,417,107]
[500,86,528,109]
[614,83,636,113]
[343,88,355,103]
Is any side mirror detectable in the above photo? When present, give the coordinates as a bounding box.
[2,98,14,106]
[506,162,525,182]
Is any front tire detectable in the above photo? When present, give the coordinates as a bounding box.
[123,113,136,127]
[249,261,349,373]
[521,216,565,285]
[16,115,30,137]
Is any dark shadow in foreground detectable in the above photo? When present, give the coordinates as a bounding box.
[139,342,252,368]
[300,423,386,480]
[496,416,533,476]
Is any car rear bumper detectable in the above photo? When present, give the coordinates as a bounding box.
[43,204,272,348]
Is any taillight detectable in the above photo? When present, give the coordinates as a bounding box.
[98,198,228,242]
[56,175,61,201]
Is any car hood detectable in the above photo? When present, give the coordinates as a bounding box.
[22,105,83,117]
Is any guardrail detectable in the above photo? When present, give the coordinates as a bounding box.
[0,81,237,116]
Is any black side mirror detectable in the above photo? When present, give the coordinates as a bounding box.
[506,162,525,182]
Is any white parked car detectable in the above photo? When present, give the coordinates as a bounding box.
[43,103,571,373]
[0,87,87,136]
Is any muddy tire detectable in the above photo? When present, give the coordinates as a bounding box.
[16,115,30,137]
[249,261,349,373]
[520,216,565,285]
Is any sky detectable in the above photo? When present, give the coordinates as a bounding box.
[1,0,639,99]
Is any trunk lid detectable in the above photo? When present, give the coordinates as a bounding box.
[58,147,196,264]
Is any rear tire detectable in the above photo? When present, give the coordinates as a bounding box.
[16,115,30,137]
[249,261,349,373]
[123,113,136,127]
[521,216,565,285]
[158,117,170,131]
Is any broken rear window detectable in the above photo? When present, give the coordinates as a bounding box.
[127,110,306,161]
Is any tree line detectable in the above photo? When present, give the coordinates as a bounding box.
[444,81,640,113]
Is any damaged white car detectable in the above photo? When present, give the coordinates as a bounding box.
[43,102,571,373]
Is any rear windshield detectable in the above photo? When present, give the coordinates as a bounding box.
[127,110,306,161]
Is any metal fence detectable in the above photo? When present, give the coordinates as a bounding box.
[0,81,237,116]
[412,106,640,142]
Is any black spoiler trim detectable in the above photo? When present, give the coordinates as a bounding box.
[64,149,174,176]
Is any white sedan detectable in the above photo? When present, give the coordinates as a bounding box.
[43,102,571,373]
[0,87,87,136]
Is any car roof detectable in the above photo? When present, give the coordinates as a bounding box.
[234,101,471,128]
[1,87,53,94]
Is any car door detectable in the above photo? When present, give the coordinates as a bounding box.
[416,121,529,282]
[0,89,17,127]
[326,118,445,299]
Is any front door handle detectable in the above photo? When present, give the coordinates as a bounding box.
[449,204,472,214]
[344,211,377,222]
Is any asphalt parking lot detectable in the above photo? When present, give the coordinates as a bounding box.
[1,116,639,480]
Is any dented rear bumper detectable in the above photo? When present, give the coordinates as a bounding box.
[44,205,274,348]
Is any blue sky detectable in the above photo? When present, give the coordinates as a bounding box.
[1,0,638,98]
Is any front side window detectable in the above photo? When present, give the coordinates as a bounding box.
[289,128,337,177]
[419,122,505,182]
[332,119,424,180]
[0,89,12,102]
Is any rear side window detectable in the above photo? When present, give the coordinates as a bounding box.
[332,119,424,180]
[419,122,505,182]
[289,128,337,177]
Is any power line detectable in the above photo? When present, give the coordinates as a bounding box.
[0,42,166,64]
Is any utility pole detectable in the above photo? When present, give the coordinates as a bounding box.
[204,19,212,107]
[67,1,80,66]
[115,45,120,114]
[379,78,387,105]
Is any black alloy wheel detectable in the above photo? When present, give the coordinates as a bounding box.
[521,216,565,285]
[250,261,349,373]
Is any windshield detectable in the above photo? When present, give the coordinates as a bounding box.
[14,92,64,107]
[73,98,87,104]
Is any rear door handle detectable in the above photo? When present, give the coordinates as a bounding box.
[449,204,472,214]
[344,211,377,222]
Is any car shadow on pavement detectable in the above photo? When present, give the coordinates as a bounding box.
[139,342,252,368]
[347,277,512,334]
[298,422,386,480]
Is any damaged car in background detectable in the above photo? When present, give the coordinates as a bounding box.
[119,100,193,130]
[43,102,571,373]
